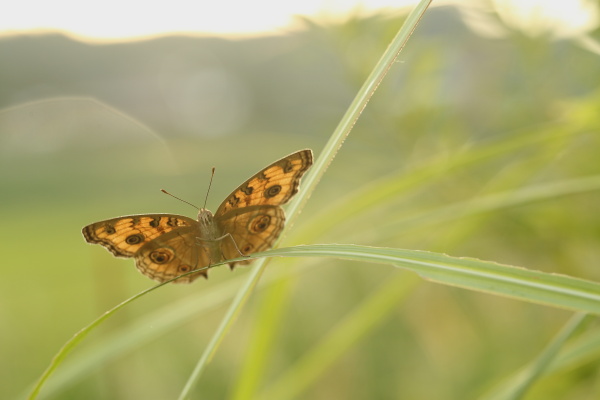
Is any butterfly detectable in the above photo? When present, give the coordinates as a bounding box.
[82,149,313,283]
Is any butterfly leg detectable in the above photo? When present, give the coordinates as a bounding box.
[196,233,250,258]
[194,237,217,269]
[219,232,252,271]
[220,233,252,259]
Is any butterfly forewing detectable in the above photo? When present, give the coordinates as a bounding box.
[82,215,197,257]
[215,149,313,216]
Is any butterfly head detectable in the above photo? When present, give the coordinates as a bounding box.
[198,208,214,228]
[197,166,217,232]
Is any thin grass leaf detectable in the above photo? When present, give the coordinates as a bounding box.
[258,271,419,400]
[213,138,600,399]
[256,244,600,314]
[28,273,247,399]
[29,241,599,399]
[229,271,296,400]
[293,124,582,243]
[177,1,433,398]
[32,257,331,399]
[480,313,588,400]
[548,327,600,374]
[373,174,600,239]
[26,263,218,400]
[34,172,600,399]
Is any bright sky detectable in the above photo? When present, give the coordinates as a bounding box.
[0,0,597,42]
[0,0,417,42]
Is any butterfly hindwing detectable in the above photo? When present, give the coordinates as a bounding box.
[216,205,285,268]
[135,227,210,284]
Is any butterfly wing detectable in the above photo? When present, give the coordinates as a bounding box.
[82,149,313,282]
[214,149,312,268]
[135,227,210,283]
[82,214,196,256]
[216,205,285,268]
[82,214,208,283]
[215,149,313,216]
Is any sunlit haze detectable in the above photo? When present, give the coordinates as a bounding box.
[1,0,417,42]
[2,0,597,42]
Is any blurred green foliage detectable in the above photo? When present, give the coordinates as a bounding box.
[1,3,600,400]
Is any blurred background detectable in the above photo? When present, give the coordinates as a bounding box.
[2,0,600,399]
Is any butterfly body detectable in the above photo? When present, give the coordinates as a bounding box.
[83,149,313,283]
[196,208,223,262]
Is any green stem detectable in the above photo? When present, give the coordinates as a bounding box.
[177,1,433,398]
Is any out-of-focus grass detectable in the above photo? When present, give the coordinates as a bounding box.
[2,3,600,400]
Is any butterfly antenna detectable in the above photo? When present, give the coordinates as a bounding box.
[161,189,200,211]
[203,167,216,209]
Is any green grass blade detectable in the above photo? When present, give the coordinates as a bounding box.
[32,258,330,399]
[255,244,600,314]
[230,138,594,399]
[548,327,600,373]
[480,313,588,400]
[28,274,248,399]
[40,150,595,399]
[176,260,266,400]
[229,273,295,400]
[374,174,600,238]
[294,125,580,243]
[177,1,433,398]
[286,0,433,223]
[26,264,216,400]
[258,272,419,400]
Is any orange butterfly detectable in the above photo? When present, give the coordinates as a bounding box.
[82,149,313,283]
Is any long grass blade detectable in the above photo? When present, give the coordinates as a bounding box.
[255,244,600,314]
[258,272,420,400]
[26,264,216,400]
[293,124,580,242]
[177,1,434,398]
[480,313,588,400]
[373,174,600,238]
